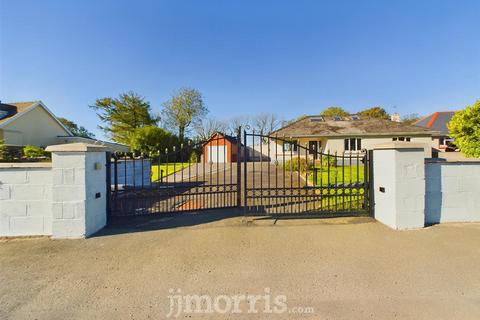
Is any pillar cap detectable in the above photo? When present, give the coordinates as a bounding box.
[373,142,426,150]
[46,142,112,152]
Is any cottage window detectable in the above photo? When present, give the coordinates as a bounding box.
[283,140,298,152]
[392,137,411,142]
[344,138,361,151]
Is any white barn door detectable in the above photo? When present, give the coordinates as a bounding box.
[208,145,226,163]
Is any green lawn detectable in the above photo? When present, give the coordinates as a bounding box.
[308,165,365,186]
[151,163,192,182]
[305,165,367,211]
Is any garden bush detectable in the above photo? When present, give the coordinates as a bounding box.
[284,158,314,173]
[23,145,50,158]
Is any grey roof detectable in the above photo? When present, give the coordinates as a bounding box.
[413,112,455,135]
[273,115,435,138]
[0,101,38,124]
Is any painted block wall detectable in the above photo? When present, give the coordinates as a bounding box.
[51,151,107,238]
[0,165,52,236]
[373,147,425,230]
[372,149,397,228]
[425,161,480,223]
[85,152,107,236]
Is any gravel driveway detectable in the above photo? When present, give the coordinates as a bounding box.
[1,215,480,319]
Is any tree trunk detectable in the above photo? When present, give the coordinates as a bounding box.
[179,126,185,142]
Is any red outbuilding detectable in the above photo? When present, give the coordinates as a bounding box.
[202,132,241,163]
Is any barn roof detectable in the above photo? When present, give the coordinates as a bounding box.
[205,132,240,145]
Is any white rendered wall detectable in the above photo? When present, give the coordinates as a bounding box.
[85,152,107,236]
[425,161,480,223]
[373,147,425,230]
[372,149,397,228]
[0,165,52,236]
[51,151,107,238]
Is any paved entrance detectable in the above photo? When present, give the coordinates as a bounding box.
[1,219,480,319]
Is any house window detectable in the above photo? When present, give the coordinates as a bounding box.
[283,140,298,152]
[392,137,411,142]
[344,138,361,151]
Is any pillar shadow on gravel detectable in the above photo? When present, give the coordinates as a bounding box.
[94,208,244,237]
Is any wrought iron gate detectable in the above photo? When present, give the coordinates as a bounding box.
[242,131,371,216]
[107,129,371,218]
[108,132,241,217]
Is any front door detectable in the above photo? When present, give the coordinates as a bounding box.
[309,141,318,159]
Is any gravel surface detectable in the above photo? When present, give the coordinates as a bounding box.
[1,215,480,319]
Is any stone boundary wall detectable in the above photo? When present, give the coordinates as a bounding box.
[0,163,52,236]
[0,143,109,238]
[425,159,480,224]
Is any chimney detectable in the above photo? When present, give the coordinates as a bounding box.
[390,112,401,122]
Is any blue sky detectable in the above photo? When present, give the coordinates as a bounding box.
[1,0,479,140]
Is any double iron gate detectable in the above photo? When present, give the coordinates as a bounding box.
[107,130,372,218]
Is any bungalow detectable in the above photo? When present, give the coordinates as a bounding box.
[269,115,436,159]
[413,111,456,152]
[0,100,128,152]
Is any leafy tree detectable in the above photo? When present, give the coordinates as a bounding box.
[90,92,159,145]
[357,107,389,119]
[448,100,480,157]
[162,88,208,141]
[23,145,50,158]
[58,117,95,138]
[129,126,179,156]
[402,113,421,125]
[194,117,227,141]
[320,106,349,117]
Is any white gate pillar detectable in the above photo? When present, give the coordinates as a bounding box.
[46,143,110,238]
[372,142,426,230]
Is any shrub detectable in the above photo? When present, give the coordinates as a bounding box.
[23,145,50,158]
[189,151,199,163]
[448,100,480,157]
[284,158,313,173]
[129,126,180,156]
[320,155,337,167]
[0,140,9,161]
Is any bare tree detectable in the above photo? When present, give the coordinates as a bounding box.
[252,113,283,136]
[194,117,227,141]
[228,115,250,135]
